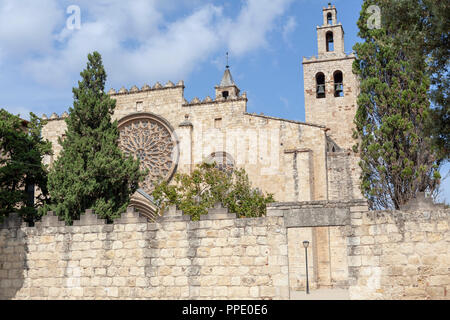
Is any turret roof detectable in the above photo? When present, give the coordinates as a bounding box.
[219,67,235,87]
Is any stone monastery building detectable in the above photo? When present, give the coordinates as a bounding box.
[42,4,362,217]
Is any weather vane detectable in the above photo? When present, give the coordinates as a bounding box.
[226,52,229,69]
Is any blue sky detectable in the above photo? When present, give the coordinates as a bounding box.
[0,0,448,202]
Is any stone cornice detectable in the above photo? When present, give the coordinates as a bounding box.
[302,53,356,65]
[244,113,326,129]
[182,97,247,107]
[284,148,312,154]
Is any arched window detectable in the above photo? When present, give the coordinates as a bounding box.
[326,32,334,52]
[334,71,344,97]
[206,152,235,173]
[222,91,229,99]
[316,72,326,99]
[327,13,332,25]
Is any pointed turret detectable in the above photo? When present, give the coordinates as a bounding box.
[219,67,235,87]
[215,66,240,100]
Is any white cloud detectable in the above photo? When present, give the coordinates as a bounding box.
[226,0,294,56]
[22,3,223,88]
[280,96,290,110]
[1,0,296,91]
[113,5,223,85]
[282,16,298,43]
[0,0,64,58]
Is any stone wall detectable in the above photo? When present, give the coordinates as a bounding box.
[1,200,448,300]
[0,206,289,300]
[347,207,449,300]
[327,151,362,201]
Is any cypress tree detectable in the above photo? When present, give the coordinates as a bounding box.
[353,0,442,210]
[44,52,145,224]
[381,0,449,161]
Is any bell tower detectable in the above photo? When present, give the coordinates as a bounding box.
[317,4,345,57]
[302,3,359,151]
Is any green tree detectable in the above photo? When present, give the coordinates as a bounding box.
[353,0,442,210]
[380,0,449,161]
[0,110,52,223]
[43,52,146,224]
[152,163,274,221]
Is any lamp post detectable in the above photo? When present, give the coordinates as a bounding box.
[303,240,310,294]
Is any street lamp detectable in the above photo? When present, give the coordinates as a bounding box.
[303,240,310,294]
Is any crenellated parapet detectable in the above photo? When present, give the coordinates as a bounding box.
[41,80,185,121]
[108,80,184,96]
[0,203,241,230]
[182,92,247,107]
[41,111,69,122]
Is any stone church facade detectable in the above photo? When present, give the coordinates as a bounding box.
[41,4,362,217]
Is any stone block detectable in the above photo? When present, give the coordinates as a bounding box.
[73,210,107,226]
[164,205,182,217]
[422,255,438,265]
[267,209,285,217]
[260,286,276,297]
[285,207,350,227]
[199,287,212,297]
[48,287,61,297]
[362,255,380,266]
[350,205,369,212]
[425,286,445,298]
[206,203,228,215]
[426,233,443,242]
[361,236,375,245]
[404,287,426,297]
[348,256,362,267]
[410,232,426,242]
[39,212,66,228]
[428,275,450,286]
[114,207,148,224]
[229,286,249,298]
[382,254,408,265]
[436,221,448,231]
[347,237,360,245]
[107,287,119,297]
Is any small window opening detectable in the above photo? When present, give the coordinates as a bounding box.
[136,101,143,112]
[327,13,333,25]
[334,71,344,97]
[316,73,326,99]
[214,118,222,129]
[326,32,334,52]
[222,91,229,99]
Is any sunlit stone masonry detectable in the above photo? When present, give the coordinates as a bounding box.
[0,197,448,300]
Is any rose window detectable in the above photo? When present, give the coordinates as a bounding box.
[118,114,178,194]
